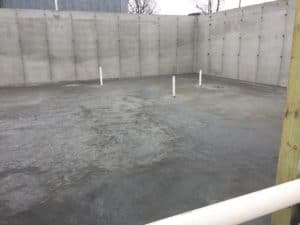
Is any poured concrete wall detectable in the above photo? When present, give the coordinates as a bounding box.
[0,9,195,86]
[196,0,294,87]
[0,0,295,87]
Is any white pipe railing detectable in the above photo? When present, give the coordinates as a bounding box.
[146,179,300,225]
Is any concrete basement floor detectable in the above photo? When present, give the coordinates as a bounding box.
[0,75,286,225]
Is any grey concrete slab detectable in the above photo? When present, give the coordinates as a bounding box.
[256,1,287,86]
[239,5,262,83]
[0,9,24,86]
[71,11,98,81]
[96,13,120,79]
[222,9,242,79]
[119,14,139,78]
[177,16,194,74]
[17,10,51,84]
[197,16,210,74]
[159,16,177,75]
[0,75,285,225]
[46,11,76,82]
[209,13,224,76]
[140,15,159,77]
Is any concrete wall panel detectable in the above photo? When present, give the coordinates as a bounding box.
[159,16,177,75]
[223,9,242,79]
[239,5,262,83]
[177,16,194,74]
[140,15,159,77]
[0,9,24,86]
[96,13,120,79]
[119,14,139,78]
[256,1,287,85]
[197,16,210,74]
[71,11,98,80]
[17,10,51,84]
[46,11,75,82]
[279,1,294,87]
[209,13,224,76]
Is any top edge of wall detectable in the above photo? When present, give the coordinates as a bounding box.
[197,0,288,17]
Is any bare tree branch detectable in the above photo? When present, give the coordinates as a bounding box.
[128,0,157,15]
[195,0,223,14]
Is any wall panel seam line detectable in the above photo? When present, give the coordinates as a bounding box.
[94,13,101,70]
[138,15,142,77]
[176,16,179,74]
[221,14,225,76]
[254,5,264,83]
[192,16,198,73]
[208,15,212,75]
[237,10,244,80]
[277,3,289,86]
[44,10,53,81]
[70,12,77,80]
[117,15,122,78]
[15,9,26,84]
[158,16,161,76]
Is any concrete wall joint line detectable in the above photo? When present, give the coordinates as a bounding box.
[175,16,179,74]
[15,9,26,84]
[158,16,161,76]
[237,9,244,80]
[138,15,142,77]
[254,5,264,83]
[94,13,101,70]
[221,13,226,75]
[70,12,77,80]
[117,15,122,78]
[277,3,289,86]
[44,10,53,82]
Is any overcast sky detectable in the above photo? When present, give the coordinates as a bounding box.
[156,0,276,15]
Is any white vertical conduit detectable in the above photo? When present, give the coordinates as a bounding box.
[146,179,300,225]
[54,0,59,11]
[199,69,202,86]
[172,76,176,97]
[99,66,103,86]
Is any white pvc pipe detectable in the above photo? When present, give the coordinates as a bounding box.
[199,69,202,86]
[54,0,59,11]
[146,179,300,225]
[99,66,103,86]
[172,76,176,97]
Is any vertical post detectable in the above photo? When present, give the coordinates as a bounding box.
[99,66,103,86]
[54,0,59,11]
[239,0,242,8]
[172,76,176,97]
[272,1,300,225]
[199,69,202,86]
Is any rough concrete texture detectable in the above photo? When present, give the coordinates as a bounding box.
[0,75,285,225]
[196,0,293,87]
[0,9,195,87]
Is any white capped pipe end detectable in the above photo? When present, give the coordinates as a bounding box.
[199,69,202,86]
[99,66,103,86]
[172,76,176,97]
[54,0,59,11]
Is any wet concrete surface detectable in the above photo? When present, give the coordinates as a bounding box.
[0,75,286,225]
